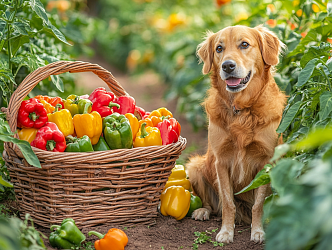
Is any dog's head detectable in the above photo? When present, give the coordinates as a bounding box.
[197,25,283,93]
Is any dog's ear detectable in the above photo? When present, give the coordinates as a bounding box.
[255,25,284,66]
[197,31,215,74]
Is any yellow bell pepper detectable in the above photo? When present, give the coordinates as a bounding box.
[48,104,74,137]
[125,113,139,140]
[38,99,55,114]
[18,128,38,143]
[164,165,191,190]
[160,186,191,220]
[73,102,102,145]
[148,107,173,119]
[133,123,162,147]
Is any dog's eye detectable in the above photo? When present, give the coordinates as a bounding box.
[216,45,223,53]
[241,42,249,49]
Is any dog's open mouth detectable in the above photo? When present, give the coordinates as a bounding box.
[225,71,251,90]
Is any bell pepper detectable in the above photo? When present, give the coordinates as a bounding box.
[17,98,48,128]
[134,106,146,120]
[157,119,179,145]
[88,87,120,117]
[148,107,173,119]
[160,186,191,220]
[64,95,92,117]
[65,135,94,152]
[18,128,38,143]
[88,228,128,250]
[138,117,154,128]
[103,113,133,149]
[112,96,136,115]
[133,122,162,147]
[35,95,64,108]
[31,122,66,152]
[186,193,203,217]
[47,104,74,137]
[73,102,102,145]
[125,113,139,140]
[49,218,86,249]
[93,136,110,151]
[35,98,55,114]
[164,165,191,190]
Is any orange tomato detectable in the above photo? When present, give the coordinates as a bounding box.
[216,0,232,7]
[266,19,277,28]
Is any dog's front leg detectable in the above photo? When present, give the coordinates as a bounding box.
[251,184,268,243]
[215,161,236,244]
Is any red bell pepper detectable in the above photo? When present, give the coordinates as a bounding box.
[169,117,181,137]
[112,96,136,115]
[135,106,146,119]
[88,87,120,117]
[17,98,48,128]
[36,95,64,109]
[31,122,66,152]
[157,118,180,145]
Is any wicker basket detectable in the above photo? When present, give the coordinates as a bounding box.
[3,61,186,228]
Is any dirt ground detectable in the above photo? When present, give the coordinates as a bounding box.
[19,55,264,250]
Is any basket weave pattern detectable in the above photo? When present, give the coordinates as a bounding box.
[3,61,186,228]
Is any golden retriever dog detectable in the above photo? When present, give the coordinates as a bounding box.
[186,25,286,244]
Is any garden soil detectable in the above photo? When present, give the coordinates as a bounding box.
[33,55,262,249]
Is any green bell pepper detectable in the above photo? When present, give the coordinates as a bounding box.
[93,136,110,151]
[103,112,133,149]
[65,135,94,152]
[186,193,203,217]
[49,218,86,249]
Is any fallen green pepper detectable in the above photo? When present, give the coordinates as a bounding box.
[186,193,203,217]
[65,135,94,152]
[103,112,133,150]
[93,136,110,151]
[49,218,86,249]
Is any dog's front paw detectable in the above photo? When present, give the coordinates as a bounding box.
[251,228,265,243]
[191,208,210,221]
[216,227,234,243]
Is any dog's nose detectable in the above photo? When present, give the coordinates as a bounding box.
[222,60,236,73]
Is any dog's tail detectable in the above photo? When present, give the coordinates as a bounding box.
[234,196,253,225]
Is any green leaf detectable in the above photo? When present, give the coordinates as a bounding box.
[50,75,64,92]
[295,127,332,151]
[10,35,30,56]
[235,165,272,195]
[0,69,15,85]
[43,24,72,46]
[276,101,301,133]
[0,135,41,168]
[12,22,29,36]
[296,58,319,87]
[29,0,49,24]
[318,91,332,121]
[0,176,13,188]
[270,144,292,162]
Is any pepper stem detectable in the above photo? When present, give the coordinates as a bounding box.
[50,225,60,231]
[46,140,56,151]
[54,103,62,112]
[140,122,149,138]
[83,102,92,114]
[88,231,105,239]
[29,112,39,121]
[108,102,120,109]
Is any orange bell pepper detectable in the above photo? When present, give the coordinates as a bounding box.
[88,228,128,250]
[34,95,64,114]
[148,107,173,126]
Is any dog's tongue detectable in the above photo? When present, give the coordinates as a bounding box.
[226,78,241,86]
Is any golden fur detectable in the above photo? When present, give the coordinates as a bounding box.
[186,25,286,244]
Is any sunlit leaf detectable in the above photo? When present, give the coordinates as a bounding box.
[276,101,301,133]
[235,165,272,195]
[0,135,41,168]
[43,24,71,46]
[10,35,30,57]
[12,22,29,36]
[296,58,319,87]
[318,91,332,121]
[29,0,49,24]
[50,75,64,92]
[0,176,13,188]
[270,144,292,162]
[295,127,332,151]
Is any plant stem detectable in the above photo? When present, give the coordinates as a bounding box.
[319,67,332,92]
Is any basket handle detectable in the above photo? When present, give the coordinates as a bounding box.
[6,61,128,133]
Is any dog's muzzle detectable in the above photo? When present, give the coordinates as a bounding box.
[225,71,251,93]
